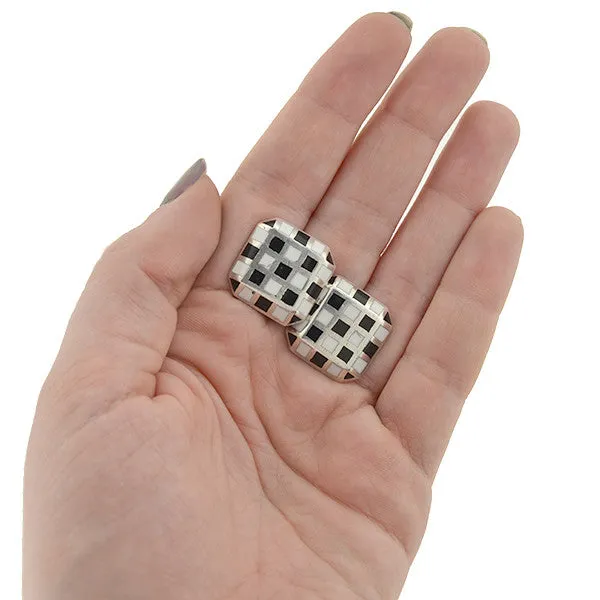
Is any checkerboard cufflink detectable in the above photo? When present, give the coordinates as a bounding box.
[230,220,392,382]
[229,219,335,326]
[287,275,392,382]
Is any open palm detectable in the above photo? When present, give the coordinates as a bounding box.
[24,14,523,600]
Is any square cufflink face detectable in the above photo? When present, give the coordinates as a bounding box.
[230,219,335,326]
[286,276,392,382]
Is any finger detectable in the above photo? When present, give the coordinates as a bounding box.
[305,28,489,285]
[362,101,520,391]
[375,207,524,479]
[39,175,221,423]
[200,13,411,287]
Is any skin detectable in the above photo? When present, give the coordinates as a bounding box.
[23,14,523,600]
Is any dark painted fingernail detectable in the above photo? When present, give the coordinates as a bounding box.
[388,11,413,31]
[161,158,207,206]
[466,28,488,46]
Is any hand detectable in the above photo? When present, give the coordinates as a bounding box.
[24,14,523,600]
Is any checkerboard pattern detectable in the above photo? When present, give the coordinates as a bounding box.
[229,219,335,326]
[287,275,392,382]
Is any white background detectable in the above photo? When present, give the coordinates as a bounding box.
[1,1,598,597]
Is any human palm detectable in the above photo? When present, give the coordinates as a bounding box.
[24,14,523,600]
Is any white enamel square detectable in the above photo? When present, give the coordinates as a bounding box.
[316,265,333,281]
[239,287,254,302]
[370,300,385,315]
[353,357,368,374]
[272,306,289,322]
[252,226,269,243]
[297,342,312,357]
[343,304,361,321]
[259,253,276,268]
[327,364,343,377]
[316,309,334,327]
[374,325,389,342]
[284,246,302,262]
[264,278,282,296]
[337,279,354,294]
[278,221,294,236]
[290,272,308,290]
[311,239,326,254]
[298,298,313,317]
[232,261,250,277]
[348,331,365,348]
[321,335,339,353]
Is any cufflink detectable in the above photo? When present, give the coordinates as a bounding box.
[229,219,335,326]
[229,219,392,382]
[286,275,392,382]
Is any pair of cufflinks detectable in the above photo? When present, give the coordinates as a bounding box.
[229,219,391,382]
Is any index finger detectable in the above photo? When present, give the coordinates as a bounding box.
[199,12,412,287]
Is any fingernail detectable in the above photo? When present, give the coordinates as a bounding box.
[388,11,413,32]
[466,28,488,46]
[161,158,207,206]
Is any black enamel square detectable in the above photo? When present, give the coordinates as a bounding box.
[363,341,378,358]
[274,263,293,280]
[295,230,310,245]
[255,296,272,312]
[230,278,240,291]
[328,292,345,310]
[282,289,298,306]
[331,319,350,337]
[359,315,375,332]
[301,256,317,272]
[264,219,276,227]
[326,252,334,265]
[384,312,392,324]
[249,270,265,285]
[307,282,322,300]
[242,243,259,259]
[344,373,355,380]
[309,303,318,315]
[354,289,370,305]
[337,346,353,363]
[311,352,328,368]
[306,325,323,342]
[269,236,285,253]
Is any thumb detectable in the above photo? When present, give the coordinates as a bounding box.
[40,159,221,423]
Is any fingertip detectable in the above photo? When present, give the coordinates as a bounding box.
[387,11,413,33]
[356,11,412,44]
[428,26,490,70]
[474,206,525,260]
[459,101,521,160]
[161,158,207,206]
[459,27,488,48]
[468,101,521,143]
[162,171,222,231]
[112,171,222,305]
[329,11,412,77]
[482,205,523,231]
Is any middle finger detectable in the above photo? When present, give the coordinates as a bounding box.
[305,28,490,287]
